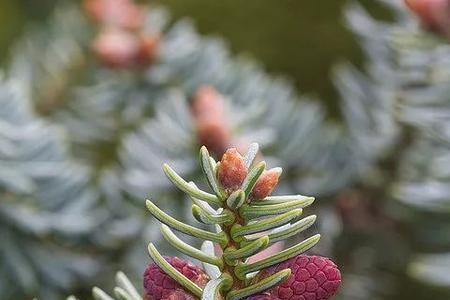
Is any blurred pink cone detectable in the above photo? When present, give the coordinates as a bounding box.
[405,0,450,36]
[84,0,145,30]
[192,86,231,157]
[192,86,225,121]
[93,28,158,68]
[196,119,232,158]
[93,28,140,68]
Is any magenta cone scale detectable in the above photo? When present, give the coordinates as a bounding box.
[143,257,209,300]
[254,255,341,300]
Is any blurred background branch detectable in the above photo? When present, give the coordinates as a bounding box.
[0,0,391,116]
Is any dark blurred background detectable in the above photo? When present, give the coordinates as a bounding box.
[0,0,389,116]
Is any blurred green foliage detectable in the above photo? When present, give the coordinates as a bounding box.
[0,0,389,116]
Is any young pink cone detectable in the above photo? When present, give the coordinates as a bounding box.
[196,119,231,158]
[143,256,209,300]
[192,86,231,156]
[93,28,141,68]
[93,28,158,68]
[191,86,225,121]
[405,0,450,36]
[217,148,248,193]
[254,255,341,300]
[250,168,282,201]
[84,0,145,30]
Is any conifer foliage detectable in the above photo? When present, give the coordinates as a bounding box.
[76,144,341,300]
[333,0,450,297]
[0,78,102,299]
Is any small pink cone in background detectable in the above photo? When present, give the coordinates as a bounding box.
[191,86,225,121]
[405,0,450,36]
[196,119,232,158]
[192,86,231,156]
[93,28,141,68]
[84,0,145,30]
[93,28,159,68]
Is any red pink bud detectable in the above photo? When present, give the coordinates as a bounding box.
[217,148,248,193]
[250,168,282,201]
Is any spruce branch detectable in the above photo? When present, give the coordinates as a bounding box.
[146,200,228,247]
[142,144,338,299]
[162,164,221,206]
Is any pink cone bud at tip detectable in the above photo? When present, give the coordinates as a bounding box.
[217,148,248,193]
[250,167,282,201]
